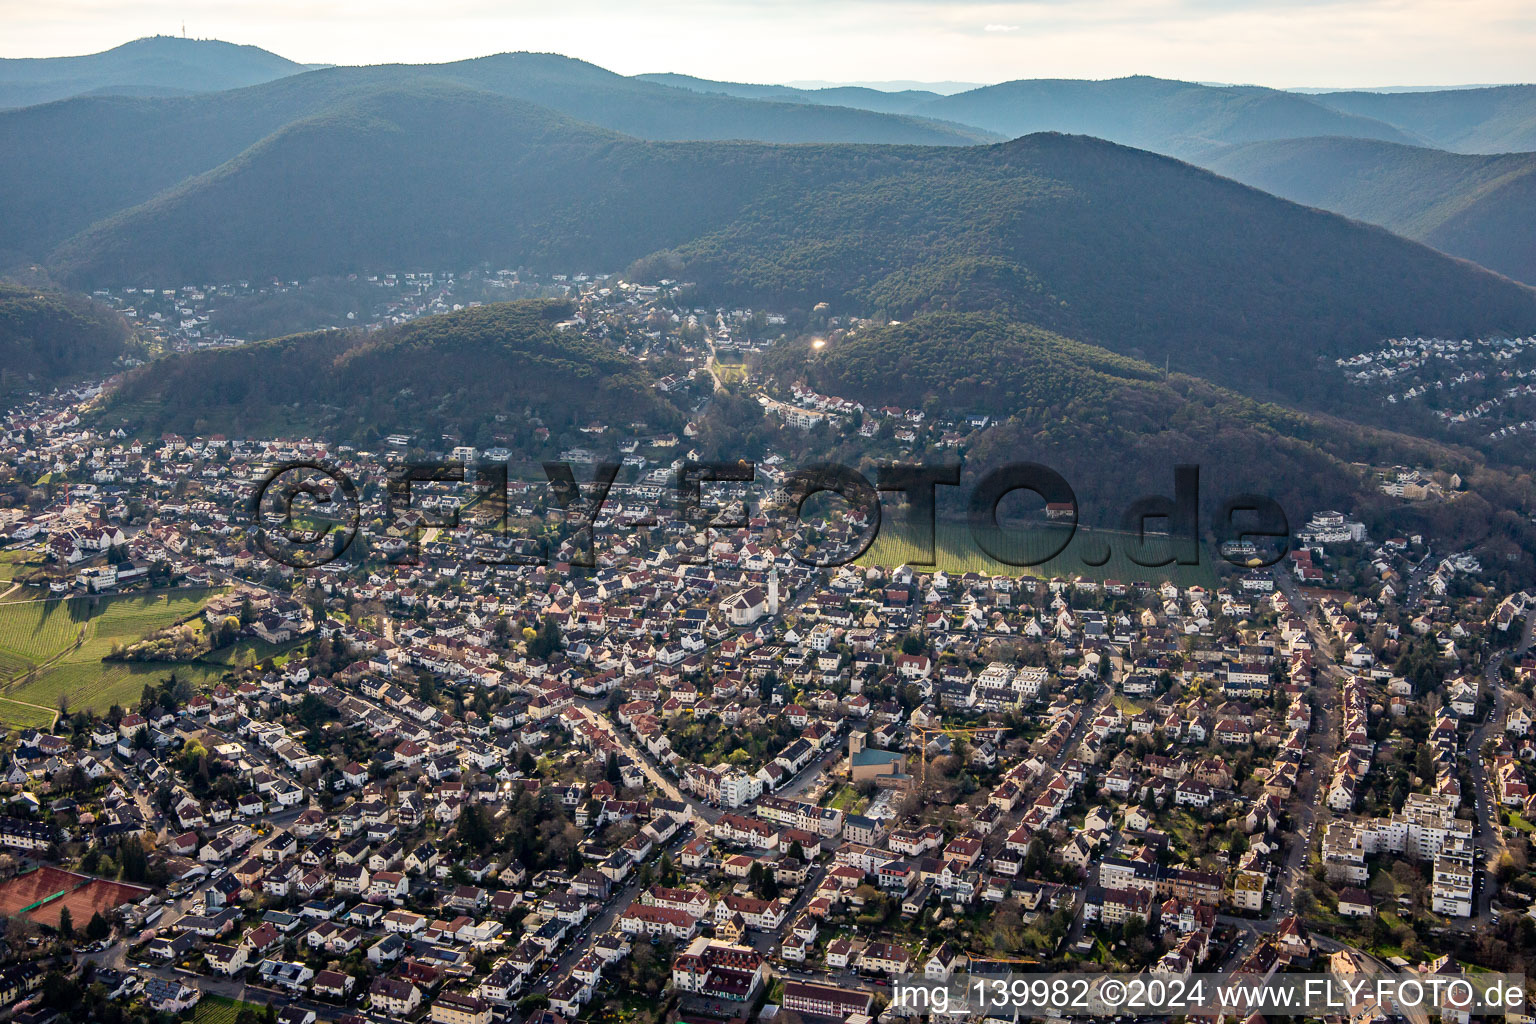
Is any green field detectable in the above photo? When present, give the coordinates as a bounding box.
[0,547,41,583]
[0,589,224,727]
[0,697,57,730]
[1111,694,1146,715]
[199,635,301,667]
[859,521,1217,586]
[8,659,230,722]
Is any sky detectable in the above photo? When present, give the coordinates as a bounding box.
[4,0,1536,89]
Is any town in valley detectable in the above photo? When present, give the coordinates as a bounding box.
[0,270,1531,1024]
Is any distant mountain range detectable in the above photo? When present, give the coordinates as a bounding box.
[5,38,1536,413]
[1203,138,1536,286]
[899,77,1430,157]
[8,38,1533,160]
[0,53,994,263]
[636,73,1424,158]
[0,36,310,109]
[9,40,1536,286]
[613,72,1536,287]
[634,71,1536,159]
[1312,86,1536,154]
[27,83,1535,415]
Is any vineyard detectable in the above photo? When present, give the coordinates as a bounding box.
[859,521,1217,587]
[0,589,222,728]
[0,598,93,664]
[194,996,275,1024]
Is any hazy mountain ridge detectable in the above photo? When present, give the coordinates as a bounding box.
[40,91,1536,412]
[1312,85,1536,153]
[916,77,1426,156]
[633,73,943,115]
[1204,137,1536,285]
[633,70,1536,159]
[631,73,1427,157]
[0,52,995,264]
[0,36,307,109]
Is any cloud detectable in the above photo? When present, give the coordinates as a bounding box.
[983,22,1020,32]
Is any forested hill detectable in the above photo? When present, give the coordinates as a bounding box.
[774,313,1164,413]
[39,82,865,285]
[668,133,1536,401]
[43,90,1536,408]
[96,299,680,442]
[0,283,134,394]
[756,312,1512,544]
[0,36,308,110]
[1203,137,1536,286]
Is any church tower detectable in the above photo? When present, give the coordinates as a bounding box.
[767,568,780,616]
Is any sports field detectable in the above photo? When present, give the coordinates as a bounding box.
[27,876,151,930]
[0,865,82,916]
[0,865,151,930]
[859,521,1217,587]
[0,589,223,728]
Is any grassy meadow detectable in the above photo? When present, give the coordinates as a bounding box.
[858,520,1217,587]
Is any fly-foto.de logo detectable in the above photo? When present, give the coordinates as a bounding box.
[249,459,1288,571]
